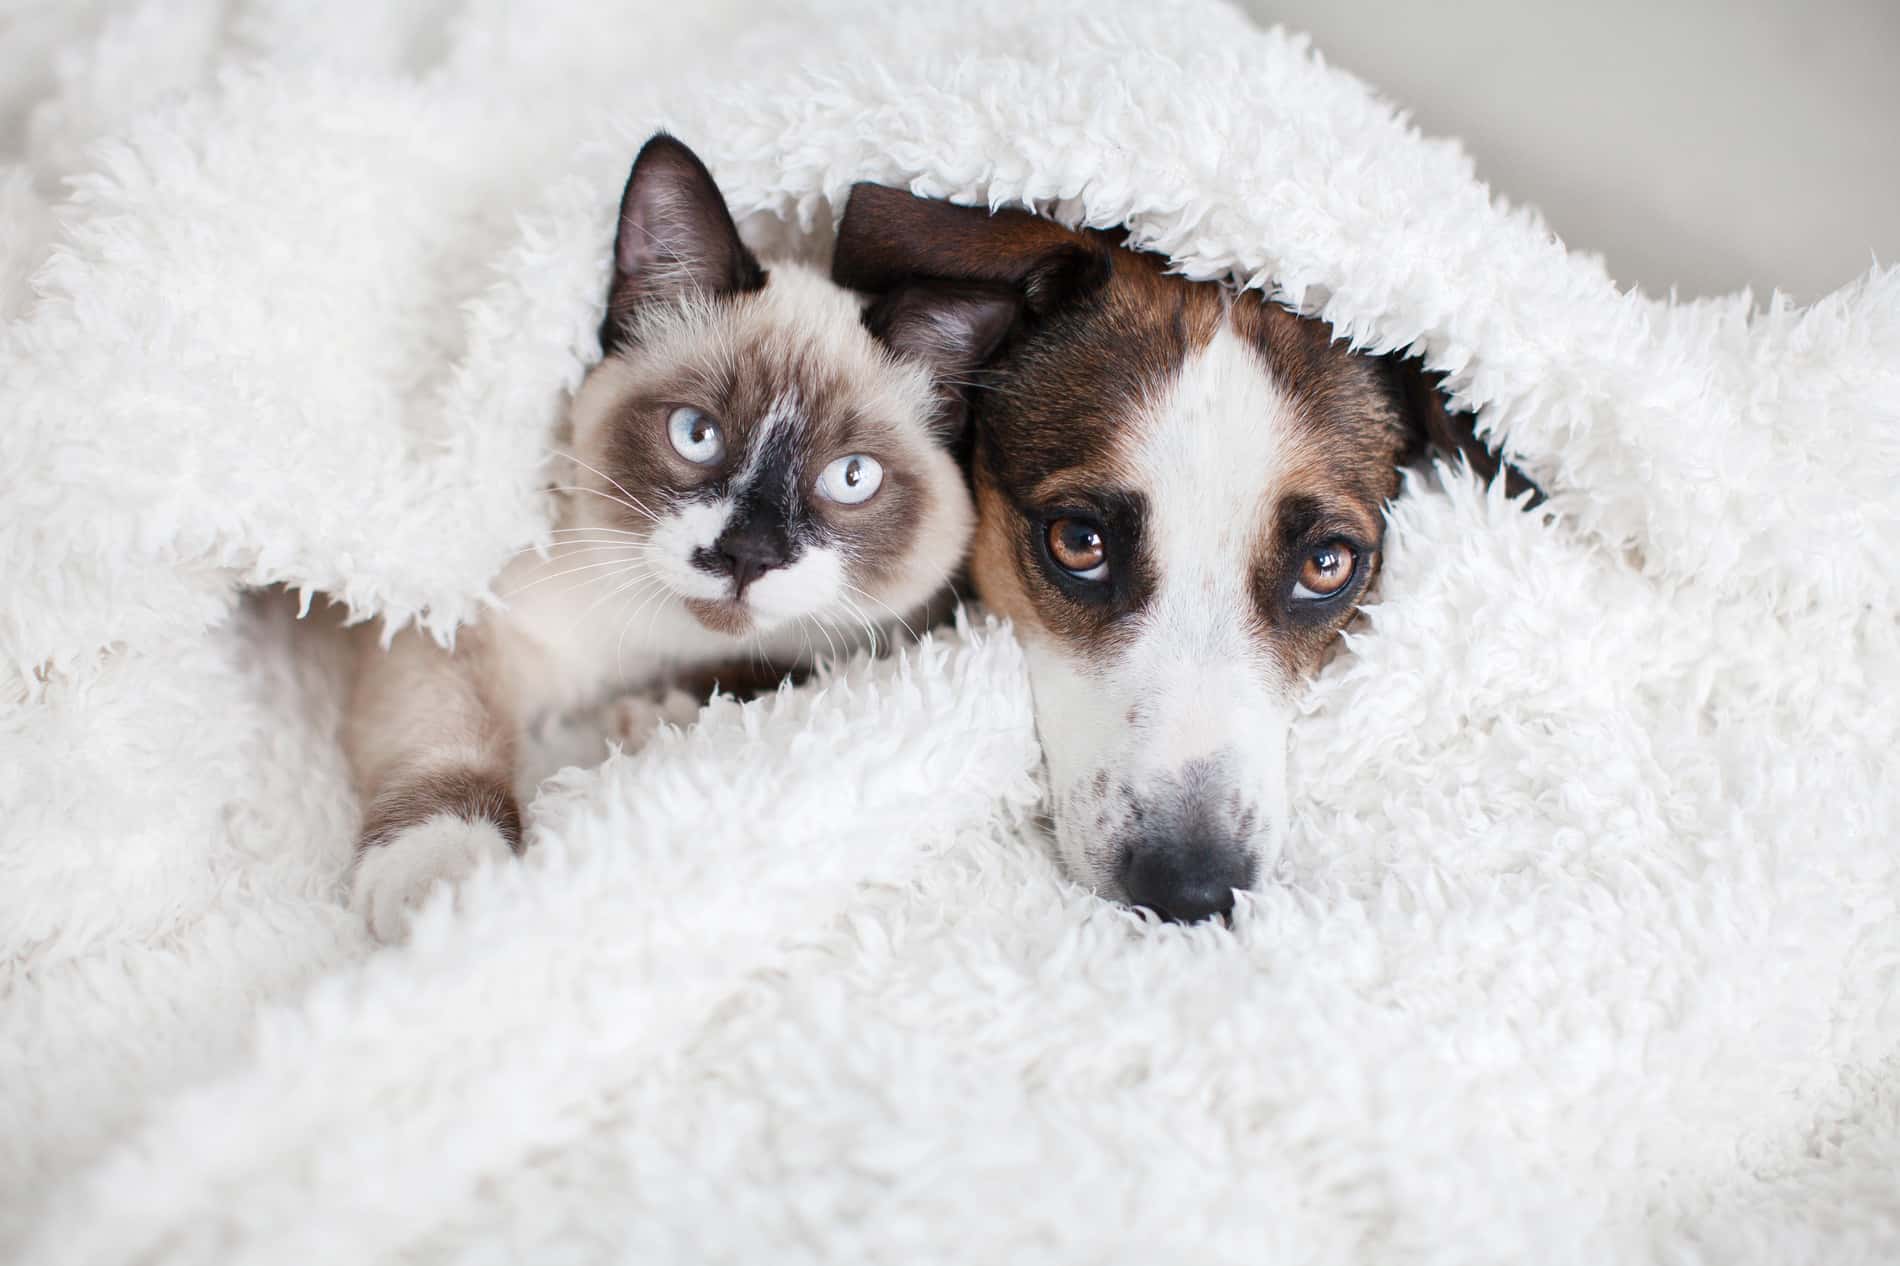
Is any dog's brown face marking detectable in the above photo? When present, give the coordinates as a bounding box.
[968,245,1409,683]
[831,184,1490,920]
[953,248,1417,912]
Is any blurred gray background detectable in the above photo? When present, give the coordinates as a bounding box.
[1239,0,1899,303]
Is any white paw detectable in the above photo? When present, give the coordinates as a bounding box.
[605,686,701,748]
[350,813,516,944]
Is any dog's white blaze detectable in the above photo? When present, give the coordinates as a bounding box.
[1128,324,1297,817]
[1040,323,1300,888]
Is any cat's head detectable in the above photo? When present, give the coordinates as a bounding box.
[565,134,1012,639]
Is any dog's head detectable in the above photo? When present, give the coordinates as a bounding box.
[836,185,1522,922]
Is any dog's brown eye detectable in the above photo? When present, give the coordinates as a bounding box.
[1293,543,1356,600]
[1047,517,1109,580]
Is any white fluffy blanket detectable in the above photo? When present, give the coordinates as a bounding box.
[5,1,1899,1261]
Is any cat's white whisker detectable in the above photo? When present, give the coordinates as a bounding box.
[608,578,673,678]
[544,540,653,555]
[846,583,918,644]
[545,484,662,525]
[835,592,882,659]
[498,553,647,600]
[807,610,841,666]
[636,578,676,654]
[548,451,668,525]
[856,592,887,649]
[504,539,650,561]
[613,589,666,680]
[552,568,653,617]
[572,544,662,621]
[794,615,816,668]
[574,566,660,632]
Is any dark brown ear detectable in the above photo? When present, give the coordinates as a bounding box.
[832,183,1111,319]
[600,133,765,354]
[1389,355,1544,506]
[861,280,1019,443]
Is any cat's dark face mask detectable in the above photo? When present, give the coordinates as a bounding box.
[563,133,1013,638]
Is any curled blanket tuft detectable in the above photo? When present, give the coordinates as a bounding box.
[3,1,1898,1262]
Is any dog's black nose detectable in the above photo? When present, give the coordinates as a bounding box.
[1119,838,1256,923]
[707,522,790,596]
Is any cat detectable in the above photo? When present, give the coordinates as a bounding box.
[343,134,1014,941]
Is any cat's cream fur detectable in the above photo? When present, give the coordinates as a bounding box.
[342,137,997,941]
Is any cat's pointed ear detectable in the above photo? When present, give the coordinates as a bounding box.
[862,281,1019,441]
[600,133,765,353]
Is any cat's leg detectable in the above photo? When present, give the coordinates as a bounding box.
[601,657,803,751]
[604,685,703,749]
[343,623,521,942]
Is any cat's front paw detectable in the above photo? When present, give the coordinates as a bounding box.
[350,814,516,943]
[605,686,701,749]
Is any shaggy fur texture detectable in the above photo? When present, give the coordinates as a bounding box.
[3,0,1898,1262]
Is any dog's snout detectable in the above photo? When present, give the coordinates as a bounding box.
[1118,834,1257,923]
[1102,754,1265,922]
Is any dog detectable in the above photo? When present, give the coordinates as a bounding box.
[833,184,1529,922]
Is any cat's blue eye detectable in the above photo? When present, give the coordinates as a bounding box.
[667,406,725,465]
[816,454,883,505]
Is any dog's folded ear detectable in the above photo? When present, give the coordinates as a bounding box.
[832,183,1111,319]
[1388,354,1544,506]
[861,280,1019,442]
